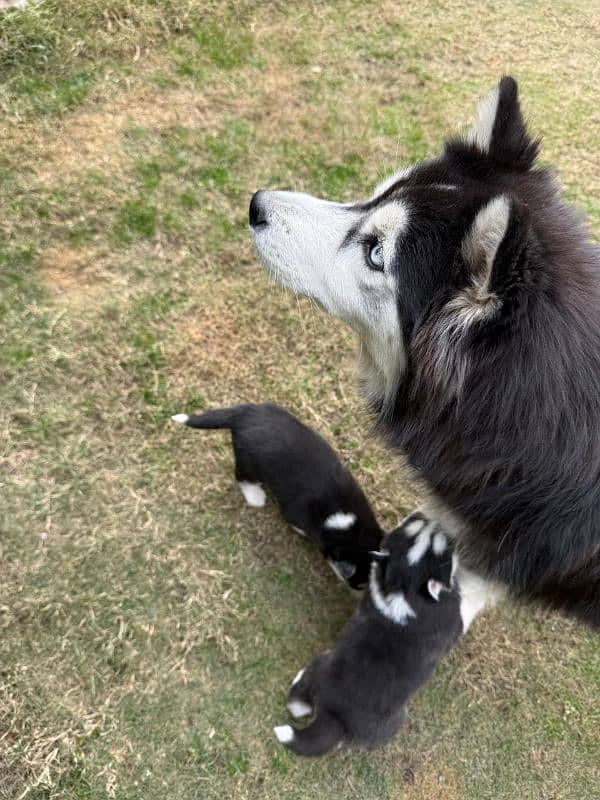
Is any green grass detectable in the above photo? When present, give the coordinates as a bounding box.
[1,1,599,799]
[8,70,97,115]
[192,18,254,71]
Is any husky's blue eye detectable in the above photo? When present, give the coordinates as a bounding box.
[367,241,384,271]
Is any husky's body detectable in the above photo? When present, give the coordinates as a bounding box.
[251,77,600,629]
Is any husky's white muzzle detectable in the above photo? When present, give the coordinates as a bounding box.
[249,188,408,405]
[249,190,357,316]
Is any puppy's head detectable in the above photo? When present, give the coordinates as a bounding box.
[323,520,383,591]
[370,514,455,616]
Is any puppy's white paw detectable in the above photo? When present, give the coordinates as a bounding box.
[274,724,294,744]
[238,481,266,508]
[287,699,312,719]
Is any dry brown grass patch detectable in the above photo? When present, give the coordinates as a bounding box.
[168,297,277,405]
[250,60,329,142]
[40,245,115,304]
[19,82,249,184]
[390,750,461,800]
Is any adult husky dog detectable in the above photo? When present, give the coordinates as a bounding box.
[250,77,600,630]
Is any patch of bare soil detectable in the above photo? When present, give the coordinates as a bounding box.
[40,245,112,303]
[168,301,268,404]
[392,754,461,800]
[27,83,248,183]
[7,55,327,191]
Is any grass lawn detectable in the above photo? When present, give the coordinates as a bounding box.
[1,1,599,798]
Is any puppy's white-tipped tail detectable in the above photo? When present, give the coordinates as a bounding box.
[274,725,295,744]
[171,413,189,425]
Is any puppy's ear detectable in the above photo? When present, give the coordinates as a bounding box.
[466,76,539,171]
[427,579,444,602]
[425,547,455,601]
[452,195,532,324]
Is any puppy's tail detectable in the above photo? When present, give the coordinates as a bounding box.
[273,714,346,757]
[171,405,247,431]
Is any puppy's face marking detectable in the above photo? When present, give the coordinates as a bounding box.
[369,561,416,625]
[369,518,456,621]
[406,522,438,565]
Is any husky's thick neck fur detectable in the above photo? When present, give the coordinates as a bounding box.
[250,76,600,629]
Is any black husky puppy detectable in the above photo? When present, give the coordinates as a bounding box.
[274,513,463,756]
[171,403,383,589]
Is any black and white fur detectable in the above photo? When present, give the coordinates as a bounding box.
[171,403,383,589]
[274,513,462,756]
[250,77,600,629]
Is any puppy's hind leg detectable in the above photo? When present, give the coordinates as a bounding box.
[233,449,266,508]
[237,481,266,508]
[287,668,313,719]
[286,654,328,719]
[274,713,345,757]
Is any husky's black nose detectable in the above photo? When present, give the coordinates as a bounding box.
[249,190,268,227]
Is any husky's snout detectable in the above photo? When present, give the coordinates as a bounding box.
[249,190,269,228]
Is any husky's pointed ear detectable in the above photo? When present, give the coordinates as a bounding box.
[462,195,512,291]
[457,194,531,319]
[466,76,539,171]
